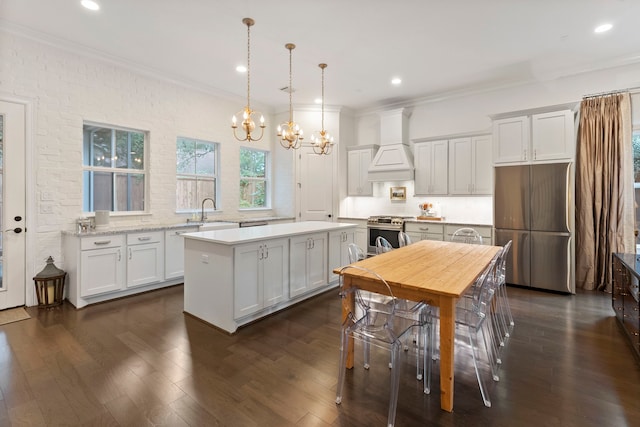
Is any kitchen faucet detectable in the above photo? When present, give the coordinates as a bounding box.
[201,198,216,222]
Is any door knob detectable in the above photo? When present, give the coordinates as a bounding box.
[5,227,23,233]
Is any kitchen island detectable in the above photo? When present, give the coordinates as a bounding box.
[183,221,357,333]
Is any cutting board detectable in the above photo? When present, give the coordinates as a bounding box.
[417,216,442,221]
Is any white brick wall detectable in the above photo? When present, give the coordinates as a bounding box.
[0,33,292,276]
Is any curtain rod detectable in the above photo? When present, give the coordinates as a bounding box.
[583,87,640,99]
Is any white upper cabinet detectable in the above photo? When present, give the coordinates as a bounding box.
[448,135,493,195]
[492,116,530,164]
[493,108,575,165]
[414,140,448,195]
[347,145,378,196]
[530,110,575,162]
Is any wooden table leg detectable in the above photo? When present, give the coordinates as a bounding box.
[439,297,456,412]
[342,277,355,369]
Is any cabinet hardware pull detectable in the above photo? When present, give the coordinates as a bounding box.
[264,246,269,259]
[259,245,264,260]
[94,240,111,245]
[138,236,152,241]
[419,227,429,231]
[118,249,121,261]
[129,248,132,260]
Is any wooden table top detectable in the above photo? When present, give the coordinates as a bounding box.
[336,240,502,303]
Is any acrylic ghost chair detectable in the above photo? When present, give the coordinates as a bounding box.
[450,227,484,245]
[492,240,515,349]
[428,258,501,407]
[346,243,430,385]
[375,236,394,254]
[335,265,431,426]
[398,231,412,247]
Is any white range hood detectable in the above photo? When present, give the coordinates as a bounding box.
[368,108,414,182]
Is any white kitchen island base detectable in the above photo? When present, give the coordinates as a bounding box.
[183,221,356,333]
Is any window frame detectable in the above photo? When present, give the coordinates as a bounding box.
[175,137,219,213]
[239,146,270,210]
[82,122,148,215]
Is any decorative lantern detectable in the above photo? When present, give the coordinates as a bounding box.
[33,256,66,308]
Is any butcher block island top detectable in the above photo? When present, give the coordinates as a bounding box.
[183,221,357,333]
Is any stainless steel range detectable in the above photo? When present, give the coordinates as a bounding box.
[366,215,411,256]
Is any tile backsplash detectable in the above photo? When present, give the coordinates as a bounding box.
[342,181,493,224]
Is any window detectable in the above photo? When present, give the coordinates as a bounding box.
[240,147,268,208]
[82,123,146,212]
[176,137,218,211]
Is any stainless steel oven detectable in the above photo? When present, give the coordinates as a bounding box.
[367,216,406,256]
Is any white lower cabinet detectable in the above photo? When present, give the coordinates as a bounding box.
[445,224,493,245]
[404,222,444,242]
[64,227,188,308]
[79,235,126,297]
[329,229,356,283]
[165,227,198,279]
[126,231,164,288]
[234,238,289,318]
[290,233,328,298]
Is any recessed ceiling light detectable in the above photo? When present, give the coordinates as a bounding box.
[236,65,247,73]
[314,98,322,104]
[391,77,402,85]
[594,23,612,33]
[81,0,100,11]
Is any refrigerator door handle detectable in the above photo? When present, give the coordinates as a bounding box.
[565,164,571,232]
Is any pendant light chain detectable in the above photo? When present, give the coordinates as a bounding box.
[288,46,293,124]
[246,21,251,112]
[321,64,325,131]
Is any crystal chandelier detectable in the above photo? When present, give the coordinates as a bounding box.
[277,43,303,149]
[231,18,265,142]
[311,63,335,155]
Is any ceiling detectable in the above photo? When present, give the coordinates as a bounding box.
[2,0,640,112]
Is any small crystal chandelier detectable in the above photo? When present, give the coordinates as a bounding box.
[231,18,265,142]
[311,63,335,155]
[277,43,303,149]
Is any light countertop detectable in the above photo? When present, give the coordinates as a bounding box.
[183,221,357,245]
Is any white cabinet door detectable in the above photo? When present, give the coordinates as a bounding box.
[262,238,289,308]
[531,110,575,162]
[414,140,448,195]
[233,238,289,319]
[234,243,263,318]
[347,147,376,196]
[164,228,198,279]
[329,229,355,283]
[127,231,164,288]
[449,136,493,195]
[80,240,125,297]
[492,116,529,164]
[472,135,493,194]
[448,138,473,194]
[290,233,328,298]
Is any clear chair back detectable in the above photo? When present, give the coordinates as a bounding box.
[347,243,366,264]
[451,227,483,245]
[375,236,394,254]
[398,231,412,247]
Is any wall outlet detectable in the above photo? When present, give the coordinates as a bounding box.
[201,254,209,264]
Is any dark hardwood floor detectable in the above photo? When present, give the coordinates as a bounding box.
[0,284,638,426]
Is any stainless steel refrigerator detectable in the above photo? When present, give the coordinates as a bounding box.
[494,163,575,293]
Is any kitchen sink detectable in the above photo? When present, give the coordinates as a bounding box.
[198,222,239,231]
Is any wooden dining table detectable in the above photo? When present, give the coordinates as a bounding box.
[335,239,501,412]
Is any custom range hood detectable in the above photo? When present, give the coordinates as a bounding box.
[368,108,414,182]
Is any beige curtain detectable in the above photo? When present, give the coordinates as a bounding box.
[576,93,634,292]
